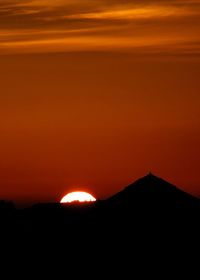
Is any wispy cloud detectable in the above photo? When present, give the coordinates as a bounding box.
[66,5,197,20]
[0,0,200,55]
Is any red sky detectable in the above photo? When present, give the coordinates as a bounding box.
[0,0,200,204]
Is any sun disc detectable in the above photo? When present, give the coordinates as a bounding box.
[60,191,96,203]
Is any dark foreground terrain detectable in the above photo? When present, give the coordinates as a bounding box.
[0,174,199,275]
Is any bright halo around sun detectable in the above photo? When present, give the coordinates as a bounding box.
[60,191,96,203]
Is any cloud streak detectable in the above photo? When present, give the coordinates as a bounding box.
[0,0,200,55]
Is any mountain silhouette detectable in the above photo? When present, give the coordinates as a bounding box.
[0,174,199,274]
[107,173,199,209]
[97,173,200,236]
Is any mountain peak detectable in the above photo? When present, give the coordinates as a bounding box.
[108,173,199,207]
[141,172,164,181]
[125,173,177,191]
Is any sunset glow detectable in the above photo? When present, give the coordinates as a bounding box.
[0,1,200,55]
[0,0,199,204]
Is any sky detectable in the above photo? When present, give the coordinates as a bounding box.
[0,0,200,205]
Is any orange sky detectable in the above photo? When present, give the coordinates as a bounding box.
[0,0,200,204]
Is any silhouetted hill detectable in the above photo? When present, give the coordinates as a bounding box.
[0,200,15,217]
[0,174,199,229]
[107,173,199,209]
[0,174,199,275]
[99,173,200,236]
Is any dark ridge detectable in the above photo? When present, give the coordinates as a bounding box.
[0,174,199,273]
[107,173,199,209]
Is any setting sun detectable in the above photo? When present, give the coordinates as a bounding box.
[60,191,96,203]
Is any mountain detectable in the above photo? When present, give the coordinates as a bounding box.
[107,173,199,210]
[99,174,200,243]
[0,174,199,272]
